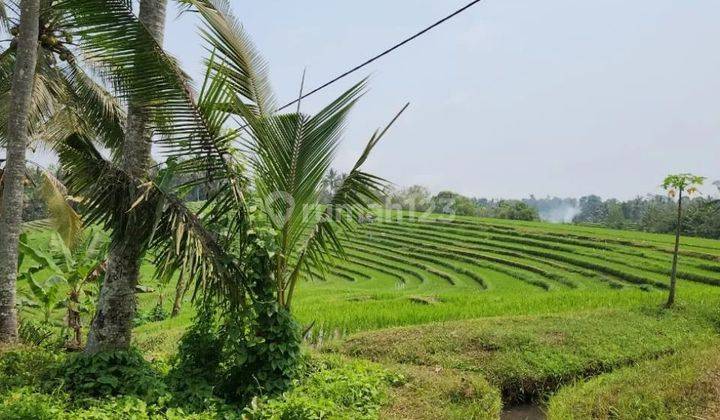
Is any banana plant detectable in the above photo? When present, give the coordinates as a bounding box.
[18,271,65,325]
[18,229,107,348]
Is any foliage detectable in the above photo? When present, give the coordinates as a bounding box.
[572,194,608,224]
[60,349,168,402]
[564,178,719,238]
[17,319,54,347]
[17,269,65,323]
[0,347,399,419]
[492,200,539,221]
[386,185,433,212]
[245,356,398,419]
[388,189,539,220]
[0,388,67,420]
[662,173,706,196]
[0,347,62,394]
[17,229,107,346]
[385,184,720,238]
[172,293,302,405]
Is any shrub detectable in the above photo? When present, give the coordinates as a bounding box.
[245,356,399,419]
[0,347,62,393]
[172,301,302,405]
[60,349,168,402]
[0,388,67,420]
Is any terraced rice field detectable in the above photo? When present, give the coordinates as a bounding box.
[133,211,720,416]
[292,211,720,340]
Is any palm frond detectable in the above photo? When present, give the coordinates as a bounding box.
[237,81,365,267]
[61,62,126,149]
[57,133,249,307]
[38,168,83,247]
[57,0,235,172]
[180,0,275,115]
[284,104,409,307]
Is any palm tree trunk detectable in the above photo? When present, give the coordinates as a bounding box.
[0,0,40,344]
[85,0,168,354]
[171,271,186,318]
[666,190,683,307]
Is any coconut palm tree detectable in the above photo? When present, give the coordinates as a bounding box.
[58,1,404,396]
[0,0,127,343]
[58,0,405,323]
[1,0,207,353]
[84,0,170,355]
[0,0,41,343]
[51,0,262,351]
[147,0,407,311]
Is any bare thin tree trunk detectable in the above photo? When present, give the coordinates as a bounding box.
[85,0,168,354]
[666,190,683,307]
[0,0,40,344]
[67,290,82,350]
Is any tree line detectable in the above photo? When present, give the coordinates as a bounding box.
[566,187,720,239]
[383,184,720,239]
[385,185,540,221]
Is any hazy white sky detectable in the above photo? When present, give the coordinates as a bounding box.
[21,0,720,200]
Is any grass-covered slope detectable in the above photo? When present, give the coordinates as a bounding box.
[334,307,717,404]
[547,343,720,419]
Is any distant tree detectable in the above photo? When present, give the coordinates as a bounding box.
[662,173,705,307]
[573,195,608,224]
[604,200,627,229]
[390,185,432,212]
[495,200,539,221]
[428,191,475,216]
[320,169,345,204]
[431,191,459,214]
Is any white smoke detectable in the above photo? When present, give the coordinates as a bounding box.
[539,205,580,223]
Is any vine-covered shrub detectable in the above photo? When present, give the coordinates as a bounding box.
[172,235,303,405]
[172,298,302,405]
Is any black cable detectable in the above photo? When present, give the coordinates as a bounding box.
[276,0,484,111]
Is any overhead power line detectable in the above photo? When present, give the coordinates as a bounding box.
[277,0,485,111]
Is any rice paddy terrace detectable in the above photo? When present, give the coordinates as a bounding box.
[293,212,720,339]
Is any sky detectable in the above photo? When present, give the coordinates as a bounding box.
[21,0,720,200]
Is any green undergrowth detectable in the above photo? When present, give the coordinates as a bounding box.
[547,341,720,419]
[334,307,719,405]
[381,364,501,419]
[0,347,399,419]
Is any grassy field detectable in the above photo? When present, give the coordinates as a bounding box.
[16,211,720,418]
